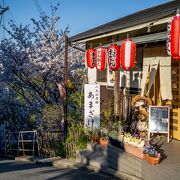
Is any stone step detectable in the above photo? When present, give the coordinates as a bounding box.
[76,149,107,170]
[87,143,107,156]
[88,154,107,169]
[76,149,92,164]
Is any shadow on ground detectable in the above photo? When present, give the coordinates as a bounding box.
[0,159,50,173]
[0,159,120,180]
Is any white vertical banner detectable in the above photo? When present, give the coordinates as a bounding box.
[84,84,100,128]
[88,68,97,84]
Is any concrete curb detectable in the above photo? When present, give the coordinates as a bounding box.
[15,156,39,163]
[35,157,61,165]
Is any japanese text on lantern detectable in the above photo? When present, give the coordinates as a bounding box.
[91,51,96,66]
[109,48,117,68]
[96,49,101,68]
[84,84,100,128]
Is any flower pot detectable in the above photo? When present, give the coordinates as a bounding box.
[124,143,144,159]
[99,139,108,146]
[144,154,160,165]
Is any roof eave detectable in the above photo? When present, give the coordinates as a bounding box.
[69,1,180,42]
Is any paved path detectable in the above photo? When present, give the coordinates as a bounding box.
[0,159,120,180]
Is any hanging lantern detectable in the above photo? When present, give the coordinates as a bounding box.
[170,10,180,60]
[95,46,106,71]
[86,48,96,68]
[120,38,136,70]
[107,44,120,71]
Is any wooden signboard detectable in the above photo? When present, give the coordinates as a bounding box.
[148,106,170,142]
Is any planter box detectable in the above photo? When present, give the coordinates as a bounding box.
[124,143,144,159]
[144,154,160,165]
[108,136,124,149]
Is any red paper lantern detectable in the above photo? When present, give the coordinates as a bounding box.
[120,38,136,70]
[107,44,120,71]
[95,46,106,71]
[86,48,96,68]
[170,13,180,60]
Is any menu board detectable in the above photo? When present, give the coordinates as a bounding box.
[148,106,170,142]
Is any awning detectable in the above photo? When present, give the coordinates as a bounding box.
[103,31,167,48]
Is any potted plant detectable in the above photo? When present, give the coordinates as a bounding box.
[143,145,161,165]
[85,128,100,143]
[99,128,108,146]
[99,134,108,146]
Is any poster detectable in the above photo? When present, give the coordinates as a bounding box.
[84,84,100,128]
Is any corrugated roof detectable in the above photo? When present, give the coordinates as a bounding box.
[69,1,180,42]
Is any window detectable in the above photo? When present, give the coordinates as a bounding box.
[97,68,107,82]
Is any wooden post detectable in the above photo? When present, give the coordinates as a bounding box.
[123,71,128,122]
[64,35,68,86]
[5,127,9,155]
[114,69,121,120]
[64,34,68,133]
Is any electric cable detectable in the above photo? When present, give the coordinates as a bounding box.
[33,0,46,19]
[2,0,5,39]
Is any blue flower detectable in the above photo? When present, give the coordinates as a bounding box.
[143,145,160,157]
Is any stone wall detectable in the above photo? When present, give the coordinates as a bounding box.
[107,144,143,179]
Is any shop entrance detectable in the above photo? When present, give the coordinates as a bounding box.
[171,61,180,140]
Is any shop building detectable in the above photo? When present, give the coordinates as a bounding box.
[69,1,180,140]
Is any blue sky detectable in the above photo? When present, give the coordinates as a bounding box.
[0,0,170,38]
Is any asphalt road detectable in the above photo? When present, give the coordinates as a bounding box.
[0,159,120,180]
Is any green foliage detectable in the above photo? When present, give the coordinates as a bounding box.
[64,124,87,158]
[30,114,36,122]
[77,135,88,149]
[55,141,66,158]
[101,107,113,128]
[85,128,101,142]
[67,87,84,126]
[108,130,118,139]
[41,104,63,131]
[112,121,123,134]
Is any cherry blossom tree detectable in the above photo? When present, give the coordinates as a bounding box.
[0,4,85,131]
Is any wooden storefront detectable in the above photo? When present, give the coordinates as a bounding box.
[69,1,180,140]
[171,61,180,139]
